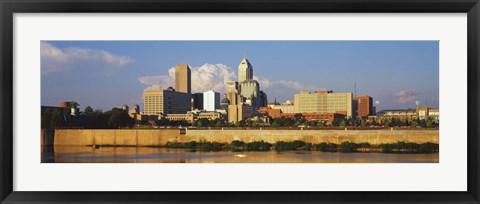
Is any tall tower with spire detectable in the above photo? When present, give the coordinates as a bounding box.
[238,50,253,83]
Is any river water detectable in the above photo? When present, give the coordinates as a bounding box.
[42,146,439,163]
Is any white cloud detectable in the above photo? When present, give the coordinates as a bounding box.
[394,89,419,104]
[138,63,236,93]
[41,42,134,75]
[253,76,317,92]
[253,76,273,89]
[137,75,174,90]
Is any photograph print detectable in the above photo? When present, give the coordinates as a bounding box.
[41,41,439,163]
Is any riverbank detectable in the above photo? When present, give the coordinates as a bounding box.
[88,140,438,153]
[49,128,439,147]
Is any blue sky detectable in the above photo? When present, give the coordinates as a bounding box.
[41,41,439,111]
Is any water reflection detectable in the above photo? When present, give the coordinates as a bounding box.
[42,146,439,163]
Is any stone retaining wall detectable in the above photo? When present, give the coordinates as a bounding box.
[53,129,439,146]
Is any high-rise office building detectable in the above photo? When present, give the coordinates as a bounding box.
[191,93,204,110]
[226,81,239,105]
[143,88,191,115]
[228,104,254,123]
[353,95,373,118]
[258,91,268,107]
[294,90,353,118]
[238,56,253,83]
[203,90,220,111]
[239,80,260,108]
[237,55,260,111]
[175,64,191,94]
[225,52,266,122]
[226,81,238,92]
[225,87,253,123]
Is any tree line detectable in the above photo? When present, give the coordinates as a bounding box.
[41,106,134,129]
[162,140,439,153]
[42,104,438,129]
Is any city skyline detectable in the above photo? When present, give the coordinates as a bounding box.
[41,41,439,111]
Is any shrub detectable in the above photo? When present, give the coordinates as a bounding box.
[314,143,338,152]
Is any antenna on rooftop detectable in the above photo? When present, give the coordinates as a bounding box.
[354,78,357,98]
[404,91,410,108]
[244,49,247,59]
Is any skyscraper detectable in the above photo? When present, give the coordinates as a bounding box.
[240,80,259,110]
[228,104,254,123]
[191,93,204,110]
[175,64,191,94]
[226,81,239,105]
[225,51,265,122]
[238,54,253,83]
[203,90,220,111]
[258,90,268,107]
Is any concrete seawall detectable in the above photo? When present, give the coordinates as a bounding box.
[53,129,439,146]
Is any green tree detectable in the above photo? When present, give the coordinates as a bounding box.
[284,118,294,127]
[317,121,325,127]
[41,109,53,129]
[360,120,366,127]
[426,120,433,128]
[410,119,418,127]
[339,120,347,127]
[388,118,395,127]
[50,109,66,128]
[382,119,389,127]
[331,120,337,126]
[272,121,280,128]
[349,118,357,126]
[157,118,168,126]
[107,108,134,128]
[83,106,94,116]
[92,109,103,119]
[245,119,253,127]
[293,113,303,121]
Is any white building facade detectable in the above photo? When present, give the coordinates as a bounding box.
[203,90,220,111]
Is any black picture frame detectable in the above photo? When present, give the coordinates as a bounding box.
[1,0,479,203]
